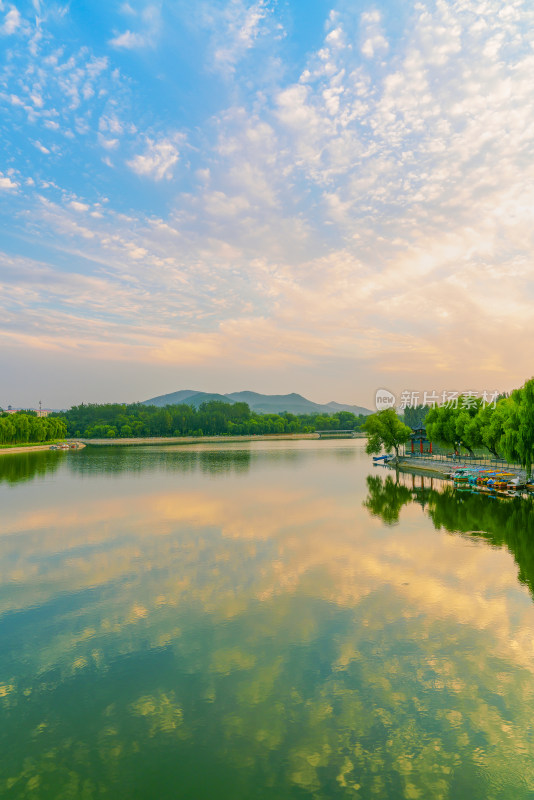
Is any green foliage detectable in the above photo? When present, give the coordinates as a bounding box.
[481,400,508,457]
[425,404,461,451]
[403,404,430,429]
[500,379,534,480]
[423,380,534,472]
[0,412,67,446]
[363,474,413,524]
[364,473,534,599]
[362,409,411,457]
[0,450,64,484]
[428,486,534,597]
[452,396,484,456]
[52,401,368,439]
[425,397,487,455]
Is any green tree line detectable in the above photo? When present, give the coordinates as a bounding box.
[360,376,534,479]
[425,377,534,478]
[0,412,67,445]
[51,401,367,440]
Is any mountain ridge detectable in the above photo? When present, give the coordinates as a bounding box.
[142,390,372,417]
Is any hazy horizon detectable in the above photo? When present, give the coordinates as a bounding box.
[2,386,374,412]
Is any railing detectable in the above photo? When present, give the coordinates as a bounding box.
[401,452,523,471]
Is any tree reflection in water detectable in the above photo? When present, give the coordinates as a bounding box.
[2,451,534,798]
[0,450,65,485]
[364,472,534,598]
[363,474,413,524]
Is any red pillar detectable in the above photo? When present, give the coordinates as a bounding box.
[420,438,423,454]
[411,440,414,453]
[429,442,432,454]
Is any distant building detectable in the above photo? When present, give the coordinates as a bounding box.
[407,425,432,455]
[1,407,51,416]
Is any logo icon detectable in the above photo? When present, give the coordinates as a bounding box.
[375,388,396,411]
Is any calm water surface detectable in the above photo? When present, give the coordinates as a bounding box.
[1,440,534,799]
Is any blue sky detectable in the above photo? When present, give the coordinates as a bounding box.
[1,0,534,408]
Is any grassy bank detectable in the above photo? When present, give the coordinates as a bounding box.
[0,442,65,456]
[78,433,322,446]
[0,439,65,449]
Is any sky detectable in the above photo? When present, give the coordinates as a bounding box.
[1,0,534,410]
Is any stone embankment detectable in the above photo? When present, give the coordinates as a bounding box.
[390,455,527,482]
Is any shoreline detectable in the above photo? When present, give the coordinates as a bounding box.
[0,432,366,455]
[389,456,527,482]
[0,444,70,456]
[394,458,453,479]
[77,433,323,446]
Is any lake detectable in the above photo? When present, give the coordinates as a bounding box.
[1,439,534,799]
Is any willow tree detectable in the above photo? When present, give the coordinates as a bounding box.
[425,403,461,452]
[480,399,508,458]
[426,398,484,456]
[500,378,534,480]
[453,397,485,456]
[362,409,411,458]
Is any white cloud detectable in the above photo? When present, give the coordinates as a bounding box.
[109,3,161,49]
[127,137,181,181]
[99,114,123,135]
[361,34,388,58]
[1,27,120,140]
[360,9,388,58]
[109,30,146,49]
[0,174,17,190]
[2,6,21,35]
[30,92,44,108]
[204,190,250,218]
[209,0,273,72]
[3,0,534,400]
[34,141,50,154]
[98,133,119,150]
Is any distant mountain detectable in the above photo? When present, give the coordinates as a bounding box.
[143,390,234,408]
[142,390,372,417]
